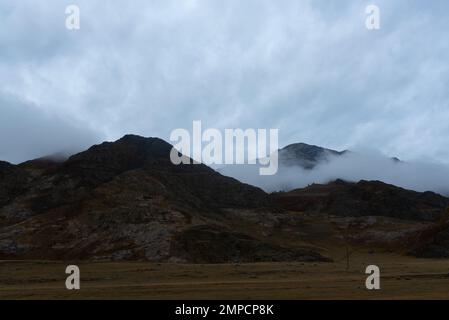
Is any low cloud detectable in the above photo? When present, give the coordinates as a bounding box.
[219,150,449,196]
[0,94,102,164]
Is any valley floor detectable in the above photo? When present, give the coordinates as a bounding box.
[1,251,449,299]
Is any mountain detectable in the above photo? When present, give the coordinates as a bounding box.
[0,161,30,208]
[273,179,449,222]
[3,136,448,262]
[18,152,68,177]
[272,179,449,258]
[279,143,346,169]
[0,135,329,263]
[278,142,402,169]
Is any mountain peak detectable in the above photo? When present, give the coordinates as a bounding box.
[279,142,345,169]
[118,134,165,144]
[67,134,173,164]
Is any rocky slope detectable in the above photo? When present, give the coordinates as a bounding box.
[273,179,449,222]
[273,179,449,258]
[0,135,329,263]
[2,136,449,261]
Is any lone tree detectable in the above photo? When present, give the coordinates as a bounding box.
[332,219,358,271]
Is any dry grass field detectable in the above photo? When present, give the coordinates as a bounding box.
[1,249,449,300]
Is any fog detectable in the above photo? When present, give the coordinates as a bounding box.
[218,150,449,196]
[0,94,102,164]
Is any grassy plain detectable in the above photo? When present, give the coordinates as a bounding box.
[1,250,449,299]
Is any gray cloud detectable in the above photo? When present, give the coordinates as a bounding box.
[0,94,102,163]
[219,151,449,196]
[0,0,449,165]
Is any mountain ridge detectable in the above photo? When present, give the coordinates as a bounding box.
[0,134,329,263]
[1,135,448,261]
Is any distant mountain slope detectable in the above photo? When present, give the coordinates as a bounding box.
[0,161,30,208]
[18,152,68,177]
[0,135,328,263]
[273,179,449,222]
[278,142,402,169]
[279,143,346,169]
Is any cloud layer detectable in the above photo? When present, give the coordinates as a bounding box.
[1,0,449,164]
[219,151,449,196]
[0,94,100,163]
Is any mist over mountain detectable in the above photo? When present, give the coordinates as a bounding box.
[218,143,449,196]
[2,135,449,262]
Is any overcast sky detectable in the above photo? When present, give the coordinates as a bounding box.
[1,0,448,164]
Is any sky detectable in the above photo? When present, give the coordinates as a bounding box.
[1,0,449,164]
